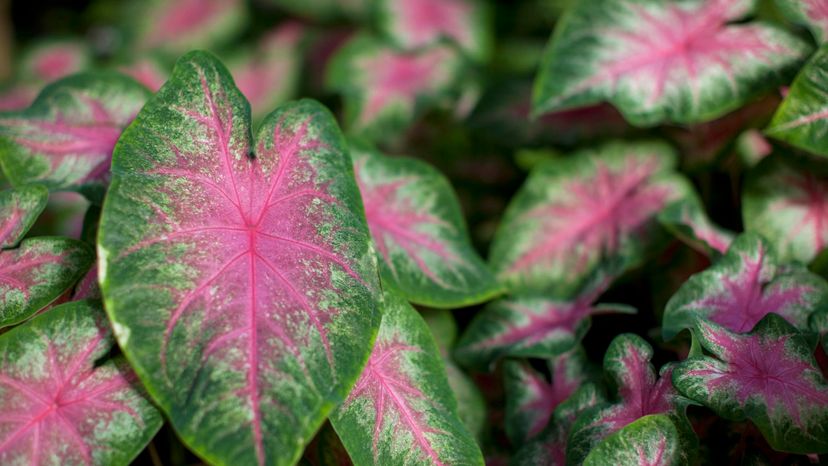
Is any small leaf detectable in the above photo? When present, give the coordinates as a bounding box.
[0,300,163,465]
[375,0,491,61]
[326,36,464,141]
[353,142,502,307]
[567,334,693,465]
[0,72,151,202]
[582,414,683,466]
[662,233,828,341]
[0,237,93,328]
[489,140,692,294]
[533,0,809,125]
[766,45,828,158]
[774,0,828,43]
[658,197,734,257]
[134,0,247,54]
[503,348,590,445]
[98,52,381,466]
[331,289,484,466]
[743,154,828,264]
[673,315,828,453]
[0,185,48,249]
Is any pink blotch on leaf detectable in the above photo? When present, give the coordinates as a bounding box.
[396,0,473,51]
[775,173,828,255]
[145,0,228,47]
[32,47,82,82]
[519,357,583,439]
[804,0,828,39]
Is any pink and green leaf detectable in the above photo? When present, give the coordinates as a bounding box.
[766,45,828,158]
[533,0,810,126]
[658,196,734,258]
[133,0,247,54]
[326,35,464,141]
[19,41,91,84]
[742,154,828,263]
[582,414,684,466]
[488,140,692,294]
[673,315,828,453]
[0,185,48,249]
[97,52,381,466]
[353,142,502,307]
[375,0,492,61]
[662,233,828,340]
[567,334,694,465]
[331,289,484,466]
[0,72,151,202]
[0,237,93,328]
[503,347,591,445]
[774,0,828,43]
[0,299,163,465]
[119,56,170,92]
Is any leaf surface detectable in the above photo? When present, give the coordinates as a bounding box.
[533,0,809,125]
[331,289,484,466]
[0,300,163,466]
[0,185,48,249]
[658,197,733,258]
[673,315,828,453]
[0,73,150,201]
[775,0,828,43]
[582,414,683,466]
[98,52,381,466]
[353,142,501,307]
[135,0,247,54]
[489,140,691,294]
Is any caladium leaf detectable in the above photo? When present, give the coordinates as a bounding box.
[0,237,93,328]
[353,142,502,307]
[662,233,828,341]
[658,196,734,258]
[532,0,809,126]
[326,36,463,141]
[673,315,828,453]
[488,140,692,294]
[0,185,48,249]
[120,56,170,92]
[134,0,247,54]
[567,334,694,465]
[98,52,381,466]
[20,41,91,84]
[766,45,828,158]
[582,414,684,466]
[503,348,590,445]
[0,299,163,465]
[331,289,484,466]
[453,276,633,370]
[0,72,151,202]
[775,0,828,43]
[375,0,491,61]
[742,154,828,264]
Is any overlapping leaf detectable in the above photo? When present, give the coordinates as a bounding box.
[533,0,809,126]
[503,348,590,445]
[0,300,163,465]
[98,52,381,466]
[658,196,733,258]
[133,0,247,55]
[326,36,463,140]
[488,140,692,294]
[0,185,48,249]
[743,154,828,263]
[766,45,828,158]
[673,315,828,453]
[567,334,693,465]
[582,414,684,466]
[375,0,491,61]
[331,289,484,466]
[663,233,828,341]
[0,72,150,202]
[353,143,502,307]
[775,0,828,43]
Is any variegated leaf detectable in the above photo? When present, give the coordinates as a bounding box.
[133,0,247,54]
[775,0,828,43]
[658,196,734,258]
[0,185,48,249]
[582,414,684,466]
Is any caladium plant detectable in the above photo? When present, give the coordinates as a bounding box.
[775,0,828,43]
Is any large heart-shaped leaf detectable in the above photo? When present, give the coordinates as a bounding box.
[0,72,150,202]
[1,237,93,328]
[658,196,733,258]
[331,289,484,466]
[582,414,684,466]
[567,334,694,465]
[503,347,590,445]
[352,142,502,307]
[98,52,381,466]
[488,140,692,294]
[775,0,828,43]
[766,45,828,158]
[0,185,48,249]
[743,154,828,264]
[532,0,809,126]
[375,0,491,61]
[673,315,828,453]
[133,0,247,54]
[662,233,828,341]
[0,299,163,465]
[326,36,463,141]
